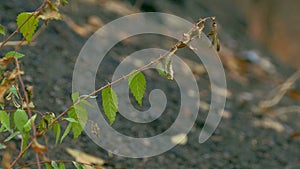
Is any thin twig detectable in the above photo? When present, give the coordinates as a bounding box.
[16,159,99,168]
[10,141,33,168]
[0,41,37,47]
[272,106,300,117]
[259,69,300,109]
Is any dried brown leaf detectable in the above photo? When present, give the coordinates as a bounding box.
[66,148,106,169]
[290,132,300,139]
[0,57,13,70]
[38,1,62,21]
[253,118,284,132]
[101,1,138,15]
[171,133,188,145]
[287,90,300,100]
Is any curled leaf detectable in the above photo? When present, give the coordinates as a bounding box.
[207,19,220,51]
[156,48,177,80]
[38,1,62,21]
[0,24,5,35]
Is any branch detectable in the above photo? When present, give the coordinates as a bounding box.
[0,0,48,48]
[48,16,217,127]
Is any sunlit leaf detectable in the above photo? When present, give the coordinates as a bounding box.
[0,110,10,131]
[16,12,39,43]
[0,143,6,149]
[60,122,72,143]
[51,161,59,169]
[0,24,5,35]
[5,51,25,59]
[13,109,28,133]
[170,133,188,145]
[9,85,19,99]
[63,117,78,123]
[72,161,86,169]
[4,131,20,142]
[102,87,118,125]
[23,114,37,132]
[72,92,79,102]
[128,72,146,105]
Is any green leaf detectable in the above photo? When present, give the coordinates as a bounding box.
[102,87,118,125]
[5,51,25,59]
[74,104,88,127]
[53,122,61,144]
[59,162,66,169]
[80,100,93,107]
[68,106,87,140]
[45,162,52,169]
[71,121,82,140]
[16,12,39,43]
[72,161,86,169]
[37,113,55,132]
[128,72,146,105]
[51,161,59,169]
[0,143,6,149]
[0,125,5,132]
[60,122,72,143]
[63,117,78,123]
[9,85,19,99]
[71,93,90,138]
[0,24,5,35]
[4,131,20,142]
[72,92,79,102]
[1,78,6,85]
[13,109,28,133]
[61,0,68,5]
[23,114,37,132]
[22,132,30,154]
[0,110,10,131]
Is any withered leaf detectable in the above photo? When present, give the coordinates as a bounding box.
[66,148,106,169]
[38,1,62,21]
